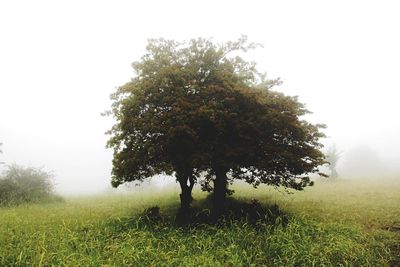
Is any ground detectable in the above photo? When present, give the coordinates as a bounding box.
[0,178,399,266]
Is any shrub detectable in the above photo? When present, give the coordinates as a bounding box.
[0,164,63,206]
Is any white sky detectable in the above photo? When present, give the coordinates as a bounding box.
[1,0,399,193]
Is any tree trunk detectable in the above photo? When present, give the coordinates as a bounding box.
[178,174,194,211]
[213,168,228,214]
[179,183,191,211]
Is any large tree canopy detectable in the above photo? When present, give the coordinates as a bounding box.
[106,37,326,212]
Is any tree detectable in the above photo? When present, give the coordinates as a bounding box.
[0,164,61,206]
[105,37,326,213]
[325,144,343,179]
[0,142,4,165]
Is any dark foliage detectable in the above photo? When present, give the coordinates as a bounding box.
[108,200,289,230]
[175,198,289,228]
[139,206,163,225]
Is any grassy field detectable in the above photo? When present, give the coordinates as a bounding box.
[0,178,399,266]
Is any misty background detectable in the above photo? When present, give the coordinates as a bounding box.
[1,1,399,194]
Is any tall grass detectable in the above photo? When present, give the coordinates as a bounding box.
[0,178,399,266]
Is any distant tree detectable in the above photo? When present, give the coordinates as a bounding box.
[325,144,343,179]
[0,164,62,206]
[0,142,4,165]
[106,37,326,213]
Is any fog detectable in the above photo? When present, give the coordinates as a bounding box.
[1,1,399,194]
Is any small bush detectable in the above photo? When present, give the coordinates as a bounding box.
[139,206,163,225]
[0,164,63,206]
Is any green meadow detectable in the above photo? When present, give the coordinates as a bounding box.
[0,178,399,266]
